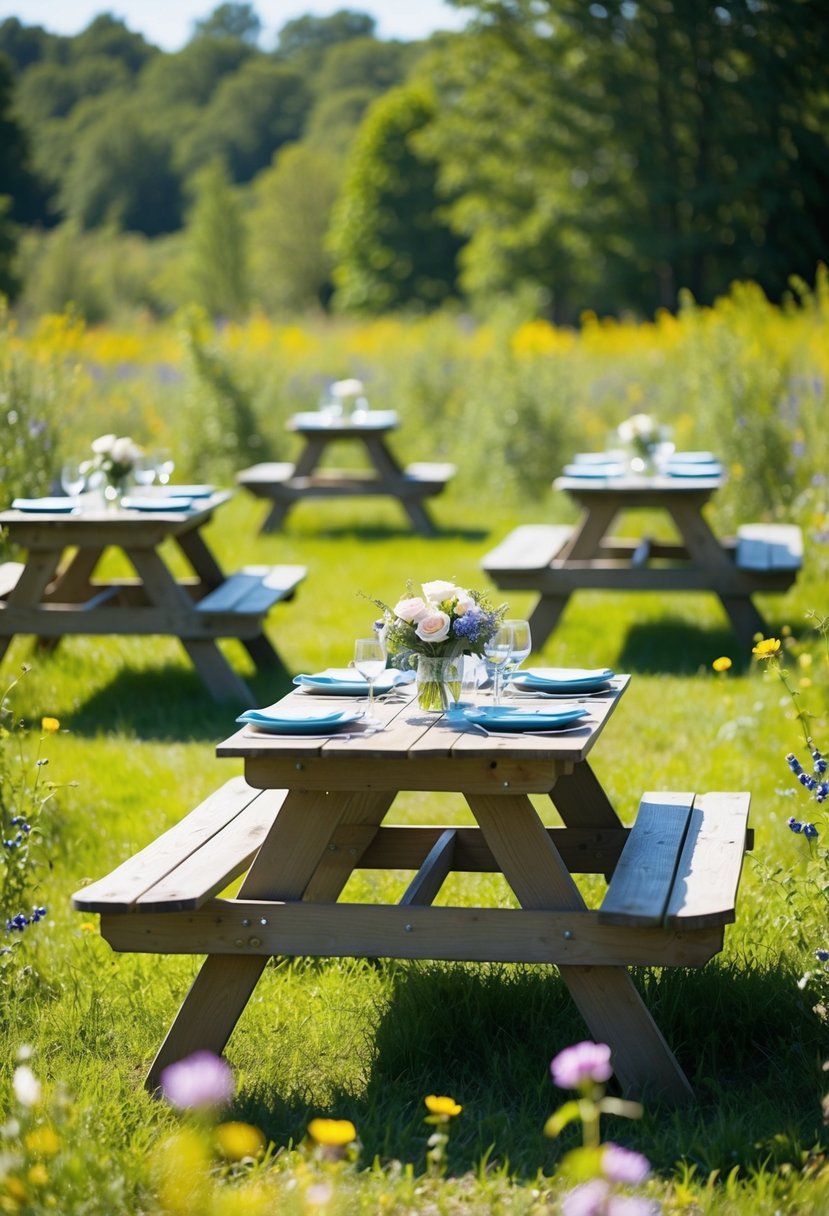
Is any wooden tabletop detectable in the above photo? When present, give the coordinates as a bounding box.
[288,410,399,436]
[554,472,723,495]
[0,490,231,539]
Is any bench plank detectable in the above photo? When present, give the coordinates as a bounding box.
[598,794,694,927]
[666,792,750,929]
[736,524,803,571]
[72,778,276,913]
[197,565,305,615]
[483,525,574,574]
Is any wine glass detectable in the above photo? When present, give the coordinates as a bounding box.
[503,619,532,686]
[483,624,514,706]
[60,461,85,499]
[353,636,387,726]
[133,455,157,488]
[154,449,175,486]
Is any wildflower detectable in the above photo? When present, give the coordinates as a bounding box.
[28,1163,49,1187]
[25,1125,60,1155]
[213,1121,266,1161]
[159,1050,235,1111]
[712,656,732,673]
[307,1117,357,1148]
[13,1064,42,1107]
[788,818,803,833]
[41,717,59,733]
[803,823,819,840]
[551,1040,613,1090]
[602,1142,651,1185]
[752,637,782,659]
[816,949,829,963]
[424,1094,462,1118]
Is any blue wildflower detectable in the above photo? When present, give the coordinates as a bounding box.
[787,753,803,774]
[816,949,829,963]
[813,749,827,775]
[788,817,803,834]
[803,823,819,840]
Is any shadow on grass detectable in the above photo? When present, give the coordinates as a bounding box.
[286,521,489,543]
[237,957,827,1181]
[617,617,753,674]
[65,661,296,741]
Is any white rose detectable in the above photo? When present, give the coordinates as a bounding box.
[394,596,428,622]
[422,579,458,604]
[91,433,116,456]
[453,590,475,615]
[111,436,139,465]
[331,378,364,400]
[415,611,451,643]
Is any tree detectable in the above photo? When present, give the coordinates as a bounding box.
[68,13,156,73]
[193,3,263,45]
[184,158,250,318]
[329,85,462,313]
[426,0,829,316]
[250,142,341,311]
[276,10,376,67]
[0,54,47,236]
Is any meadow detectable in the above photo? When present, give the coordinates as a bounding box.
[2,283,829,1213]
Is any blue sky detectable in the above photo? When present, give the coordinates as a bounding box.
[0,1,471,49]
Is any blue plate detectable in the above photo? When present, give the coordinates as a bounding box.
[464,706,588,732]
[165,484,215,498]
[293,668,415,695]
[561,463,625,479]
[511,667,614,694]
[236,708,363,735]
[12,497,78,513]
[670,451,718,463]
[666,463,722,479]
[122,496,194,511]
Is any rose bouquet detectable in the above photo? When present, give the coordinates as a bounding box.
[82,433,143,499]
[616,413,659,460]
[372,579,507,711]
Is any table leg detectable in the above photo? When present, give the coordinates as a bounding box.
[145,789,393,1092]
[467,792,694,1104]
[561,503,620,561]
[365,436,438,537]
[527,592,571,650]
[4,549,65,655]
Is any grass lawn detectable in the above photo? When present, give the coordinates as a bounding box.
[2,489,828,1213]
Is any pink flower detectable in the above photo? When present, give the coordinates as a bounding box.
[562,1180,610,1216]
[550,1040,613,1089]
[415,611,451,643]
[394,596,428,622]
[159,1050,235,1111]
[602,1143,651,1185]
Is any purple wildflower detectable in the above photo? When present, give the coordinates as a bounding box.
[606,1198,661,1216]
[159,1050,235,1111]
[602,1143,651,1185]
[551,1040,613,1090]
[562,1180,610,1216]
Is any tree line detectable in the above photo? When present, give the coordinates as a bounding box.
[1,0,827,322]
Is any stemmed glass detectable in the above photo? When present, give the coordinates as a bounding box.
[60,461,85,499]
[353,636,387,727]
[133,455,157,488]
[502,619,532,687]
[154,449,175,486]
[483,624,514,706]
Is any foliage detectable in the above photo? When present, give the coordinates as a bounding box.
[184,160,250,320]
[329,84,462,313]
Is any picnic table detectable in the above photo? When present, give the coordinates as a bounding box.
[0,488,306,702]
[483,461,803,650]
[237,410,455,535]
[73,676,752,1105]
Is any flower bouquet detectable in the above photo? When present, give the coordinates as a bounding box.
[82,434,143,505]
[615,413,664,472]
[372,579,507,711]
[329,378,367,419]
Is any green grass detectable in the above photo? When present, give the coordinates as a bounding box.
[2,489,829,1213]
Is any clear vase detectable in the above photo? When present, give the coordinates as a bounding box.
[104,478,128,510]
[416,654,462,712]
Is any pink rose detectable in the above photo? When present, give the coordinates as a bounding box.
[415,611,451,643]
[394,596,427,622]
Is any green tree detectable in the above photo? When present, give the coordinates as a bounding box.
[250,142,341,311]
[276,10,376,68]
[67,13,156,72]
[0,18,58,72]
[184,159,250,318]
[0,54,45,258]
[428,0,829,316]
[329,85,462,313]
[194,3,263,45]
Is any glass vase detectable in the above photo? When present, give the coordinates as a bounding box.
[104,479,128,511]
[416,654,462,713]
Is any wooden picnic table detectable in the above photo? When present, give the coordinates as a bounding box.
[483,467,803,651]
[73,675,752,1105]
[237,410,454,535]
[0,489,306,702]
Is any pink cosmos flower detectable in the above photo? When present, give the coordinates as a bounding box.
[159,1050,235,1111]
[602,1143,651,1185]
[550,1040,613,1090]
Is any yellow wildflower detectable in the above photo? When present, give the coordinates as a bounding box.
[712,657,732,673]
[27,1164,49,1187]
[213,1121,266,1161]
[752,638,781,659]
[25,1127,60,1156]
[424,1095,462,1117]
[41,717,60,733]
[307,1118,357,1148]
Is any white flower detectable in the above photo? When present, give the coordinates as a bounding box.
[617,413,655,443]
[13,1065,41,1107]
[394,596,428,622]
[91,433,117,456]
[331,378,364,401]
[111,436,141,465]
[415,611,451,643]
[422,580,458,604]
[453,590,475,615]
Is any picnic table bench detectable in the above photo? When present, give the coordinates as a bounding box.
[73,677,752,1106]
[483,471,802,650]
[237,411,454,536]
